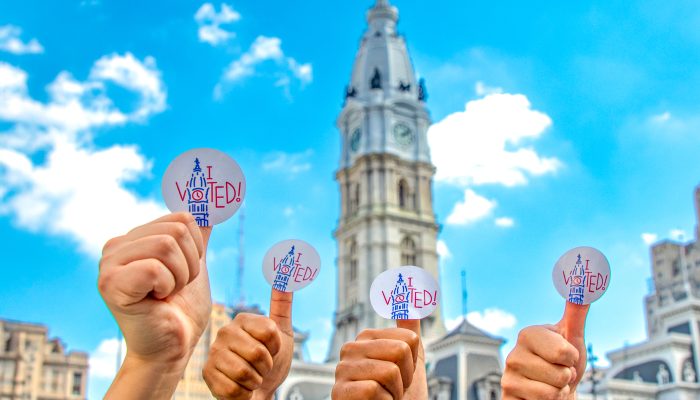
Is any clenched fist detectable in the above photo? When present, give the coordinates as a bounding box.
[332,320,427,400]
[502,303,589,400]
[203,290,295,400]
[98,212,213,399]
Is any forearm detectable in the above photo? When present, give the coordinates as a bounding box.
[105,354,188,400]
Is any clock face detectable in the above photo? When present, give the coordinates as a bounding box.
[393,123,414,146]
[350,128,361,152]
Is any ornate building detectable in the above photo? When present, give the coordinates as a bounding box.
[0,319,88,400]
[328,0,444,358]
[278,1,505,398]
[578,184,700,399]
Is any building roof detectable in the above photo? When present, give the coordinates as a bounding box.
[443,318,501,341]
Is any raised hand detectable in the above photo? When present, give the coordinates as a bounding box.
[502,302,590,400]
[332,319,426,400]
[98,212,212,399]
[203,289,295,400]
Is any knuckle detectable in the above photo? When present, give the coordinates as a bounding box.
[555,368,572,388]
[101,236,121,255]
[339,342,359,360]
[500,375,515,394]
[171,222,189,241]
[504,352,522,372]
[251,344,268,361]
[379,362,401,385]
[157,235,179,255]
[387,341,410,364]
[553,343,573,364]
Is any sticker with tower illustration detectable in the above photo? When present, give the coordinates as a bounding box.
[262,239,321,293]
[161,148,246,227]
[552,246,611,305]
[369,266,439,320]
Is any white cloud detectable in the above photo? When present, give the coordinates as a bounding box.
[495,217,514,228]
[468,308,517,335]
[262,149,313,175]
[651,111,671,123]
[436,240,451,260]
[428,92,560,187]
[90,53,166,119]
[0,53,165,132]
[446,189,496,225]
[641,232,658,245]
[194,3,241,46]
[0,54,168,257]
[0,25,43,55]
[215,35,313,98]
[670,229,687,241]
[444,308,517,335]
[474,81,502,96]
[89,337,126,379]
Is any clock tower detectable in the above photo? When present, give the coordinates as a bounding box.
[328,0,444,360]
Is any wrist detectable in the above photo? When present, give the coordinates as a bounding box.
[105,353,189,400]
[252,391,276,400]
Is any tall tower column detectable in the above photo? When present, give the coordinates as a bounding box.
[328,0,445,361]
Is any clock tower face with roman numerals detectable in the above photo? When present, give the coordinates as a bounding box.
[328,0,444,361]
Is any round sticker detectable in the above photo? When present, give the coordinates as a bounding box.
[262,239,321,292]
[552,246,611,305]
[162,148,246,227]
[370,266,440,320]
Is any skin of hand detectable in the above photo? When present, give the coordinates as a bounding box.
[98,212,212,400]
[203,289,295,400]
[332,319,427,400]
[501,302,590,400]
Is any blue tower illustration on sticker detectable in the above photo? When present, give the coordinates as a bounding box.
[390,273,410,320]
[186,158,210,227]
[567,254,586,304]
[273,245,296,291]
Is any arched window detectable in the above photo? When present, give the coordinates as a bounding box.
[398,179,409,209]
[349,241,358,282]
[400,237,417,266]
[349,183,360,214]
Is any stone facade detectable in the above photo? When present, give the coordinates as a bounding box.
[578,184,700,399]
[0,319,88,400]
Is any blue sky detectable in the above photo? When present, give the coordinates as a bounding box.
[1,0,699,398]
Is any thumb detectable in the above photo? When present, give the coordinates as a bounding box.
[556,302,590,387]
[269,288,293,336]
[557,301,589,342]
[198,226,212,262]
[396,319,421,336]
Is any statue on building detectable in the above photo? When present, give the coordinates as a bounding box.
[683,360,696,382]
[656,364,670,385]
[418,78,428,101]
[370,68,382,89]
[632,370,643,382]
[345,85,357,99]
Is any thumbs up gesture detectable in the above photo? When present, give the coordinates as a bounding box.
[332,319,427,400]
[203,289,295,400]
[501,303,589,400]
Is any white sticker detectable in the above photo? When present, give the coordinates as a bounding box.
[552,246,611,305]
[162,148,246,227]
[370,266,440,320]
[262,239,321,292]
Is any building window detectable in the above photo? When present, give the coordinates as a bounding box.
[4,337,10,352]
[349,183,360,214]
[398,179,408,209]
[400,237,417,266]
[72,372,82,395]
[349,241,358,282]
